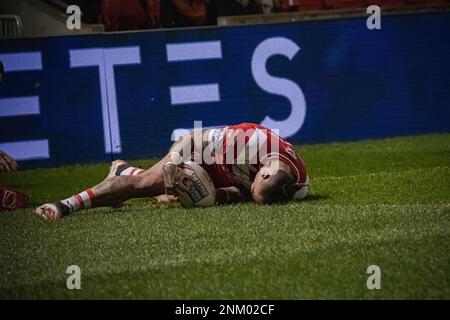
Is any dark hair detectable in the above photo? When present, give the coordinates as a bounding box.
[257,169,296,204]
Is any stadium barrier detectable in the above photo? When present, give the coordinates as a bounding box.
[0,10,449,168]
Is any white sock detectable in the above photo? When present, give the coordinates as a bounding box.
[60,189,94,213]
[119,167,144,176]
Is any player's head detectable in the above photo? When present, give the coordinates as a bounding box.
[251,158,297,204]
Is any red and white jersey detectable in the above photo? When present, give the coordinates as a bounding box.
[198,123,308,193]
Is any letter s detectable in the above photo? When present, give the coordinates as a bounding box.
[251,37,306,138]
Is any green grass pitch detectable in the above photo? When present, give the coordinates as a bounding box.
[0,133,449,299]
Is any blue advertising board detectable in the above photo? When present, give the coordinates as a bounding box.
[0,12,449,168]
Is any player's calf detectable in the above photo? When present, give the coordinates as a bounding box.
[34,172,165,220]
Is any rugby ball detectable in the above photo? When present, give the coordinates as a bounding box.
[177,161,216,208]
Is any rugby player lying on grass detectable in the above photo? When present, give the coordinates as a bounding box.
[35,123,309,220]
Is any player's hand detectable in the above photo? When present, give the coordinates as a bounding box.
[153,194,178,203]
[172,171,191,196]
[163,162,191,197]
[0,150,18,173]
[167,167,191,198]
